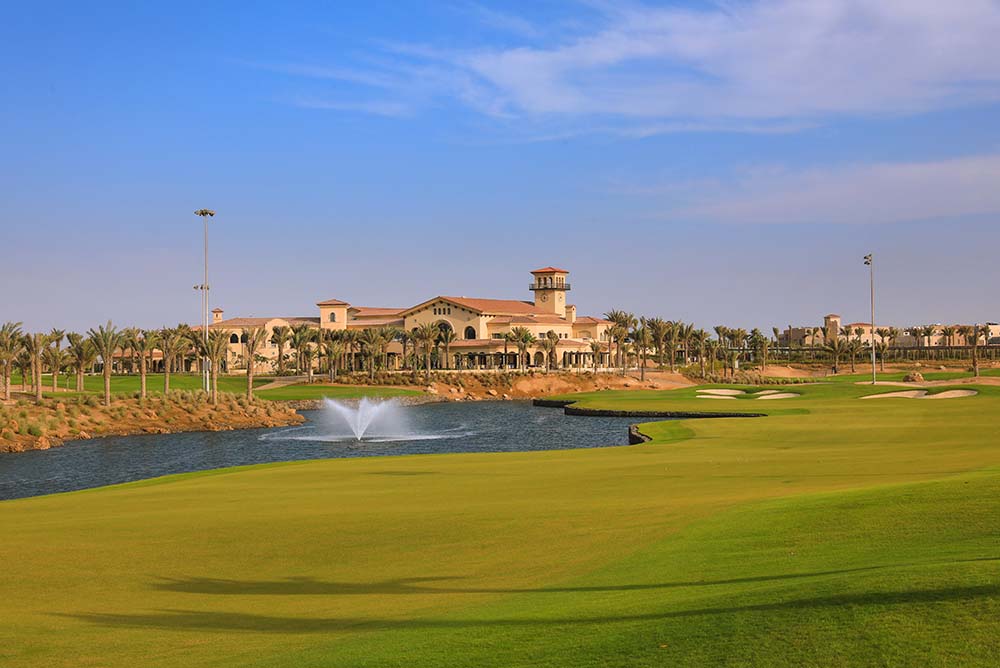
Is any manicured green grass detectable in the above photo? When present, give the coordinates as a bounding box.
[254,384,422,401]
[1,382,998,666]
[11,372,266,396]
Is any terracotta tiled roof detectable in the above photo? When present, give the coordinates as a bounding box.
[346,318,405,329]
[530,266,569,274]
[349,307,405,317]
[400,296,545,316]
[844,322,873,327]
[825,313,841,318]
[206,316,319,329]
[573,315,612,325]
[316,298,350,306]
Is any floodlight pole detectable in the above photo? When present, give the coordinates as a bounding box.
[195,209,216,392]
[865,253,876,385]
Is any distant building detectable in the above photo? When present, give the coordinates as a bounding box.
[779,315,1000,348]
[205,267,613,371]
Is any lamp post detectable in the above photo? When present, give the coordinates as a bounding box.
[864,253,876,385]
[194,209,215,392]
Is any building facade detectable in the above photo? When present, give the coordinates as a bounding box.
[208,267,613,372]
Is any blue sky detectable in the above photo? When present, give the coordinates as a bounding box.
[3,1,1000,333]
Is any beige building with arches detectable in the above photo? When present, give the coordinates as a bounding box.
[208,267,613,372]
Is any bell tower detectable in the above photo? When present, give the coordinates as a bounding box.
[529,267,570,316]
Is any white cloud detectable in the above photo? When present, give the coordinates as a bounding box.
[665,153,1000,225]
[253,1,1000,134]
[453,0,1000,121]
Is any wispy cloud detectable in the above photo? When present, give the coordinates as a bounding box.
[653,153,1000,225]
[256,0,1000,135]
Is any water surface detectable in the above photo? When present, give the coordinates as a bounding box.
[0,401,653,500]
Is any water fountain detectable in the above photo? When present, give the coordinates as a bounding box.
[320,397,409,441]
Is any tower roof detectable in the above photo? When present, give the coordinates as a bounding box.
[530,266,569,274]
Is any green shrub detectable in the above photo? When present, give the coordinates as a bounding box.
[26,424,43,437]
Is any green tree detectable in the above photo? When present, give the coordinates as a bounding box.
[270,325,292,375]
[22,332,49,403]
[87,321,121,406]
[129,330,159,399]
[66,333,96,393]
[242,327,268,400]
[357,328,384,380]
[48,329,65,391]
[415,322,440,382]
[0,322,23,401]
[198,329,231,404]
[510,326,535,370]
[159,328,188,393]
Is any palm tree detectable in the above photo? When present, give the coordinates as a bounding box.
[66,333,96,393]
[290,324,314,379]
[539,335,557,372]
[415,322,440,382]
[321,332,345,382]
[646,317,669,366]
[705,338,719,375]
[632,319,652,381]
[88,321,121,406]
[159,328,187,393]
[129,330,159,399]
[22,332,49,403]
[120,326,140,374]
[823,335,846,374]
[0,321,23,401]
[398,330,413,370]
[270,325,292,375]
[920,325,937,352]
[589,339,603,372]
[377,327,401,371]
[341,329,359,373]
[42,345,68,395]
[438,327,458,370]
[603,310,636,374]
[242,327,268,400]
[48,329,65,391]
[939,325,957,358]
[358,328,384,380]
[678,322,695,365]
[197,329,231,404]
[845,338,863,373]
[509,326,534,370]
[692,329,709,377]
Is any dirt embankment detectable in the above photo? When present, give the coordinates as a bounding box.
[427,370,694,401]
[0,393,303,454]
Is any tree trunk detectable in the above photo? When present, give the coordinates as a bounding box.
[164,360,171,394]
[139,361,147,399]
[247,362,254,401]
[103,368,111,406]
[3,369,9,401]
[211,361,218,405]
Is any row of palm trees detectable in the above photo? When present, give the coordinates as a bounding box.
[601,312,769,380]
[0,321,272,406]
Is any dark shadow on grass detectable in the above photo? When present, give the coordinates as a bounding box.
[59,584,1000,633]
[150,558,998,596]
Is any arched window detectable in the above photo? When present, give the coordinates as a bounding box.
[240,333,248,344]
[229,333,239,344]
[464,326,476,340]
[328,312,337,322]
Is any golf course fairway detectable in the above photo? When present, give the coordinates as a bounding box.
[1,383,998,667]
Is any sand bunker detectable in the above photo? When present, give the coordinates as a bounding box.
[697,395,737,400]
[922,390,978,399]
[861,390,978,400]
[753,390,781,396]
[756,393,799,400]
[696,389,746,396]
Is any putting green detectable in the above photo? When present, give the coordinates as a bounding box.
[0,383,997,667]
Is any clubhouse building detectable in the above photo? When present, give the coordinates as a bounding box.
[209,267,613,371]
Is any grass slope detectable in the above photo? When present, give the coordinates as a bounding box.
[9,373,420,400]
[253,384,421,401]
[0,383,998,666]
